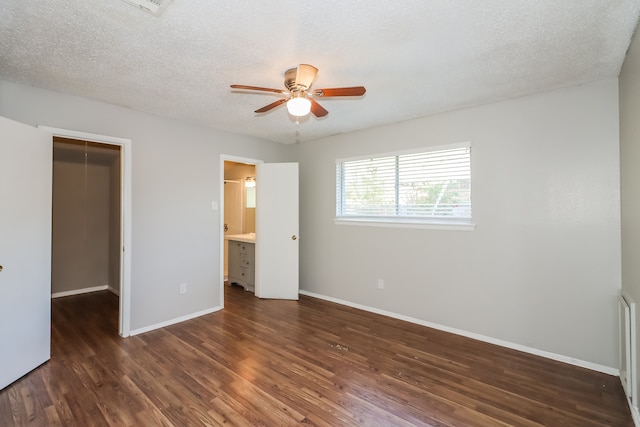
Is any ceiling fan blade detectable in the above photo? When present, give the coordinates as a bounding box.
[231,84,287,94]
[312,86,366,97]
[254,98,288,113]
[309,99,328,117]
[295,64,318,89]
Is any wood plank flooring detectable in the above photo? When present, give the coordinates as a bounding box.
[0,284,633,426]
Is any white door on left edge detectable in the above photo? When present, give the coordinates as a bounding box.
[0,116,52,389]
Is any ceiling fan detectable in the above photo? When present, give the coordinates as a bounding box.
[230,64,366,118]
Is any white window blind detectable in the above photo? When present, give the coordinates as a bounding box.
[336,145,471,223]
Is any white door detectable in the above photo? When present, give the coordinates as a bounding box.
[255,162,299,299]
[0,116,52,389]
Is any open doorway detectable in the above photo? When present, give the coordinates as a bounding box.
[219,157,300,304]
[220,155,262,306]
[42,126,132,337]
[51,137,121,324]
[223,160,256,288]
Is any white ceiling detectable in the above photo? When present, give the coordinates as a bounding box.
[1,1,639,144]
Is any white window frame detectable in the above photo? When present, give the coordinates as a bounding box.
[334,142,475,230]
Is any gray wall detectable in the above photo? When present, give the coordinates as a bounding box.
[51,159,111,294]
[51,139,121,296]
[108,152,121,293]
[0,80,290,331]
[293,79,621,369]
[0,76,624,370]
[620,26,640,404]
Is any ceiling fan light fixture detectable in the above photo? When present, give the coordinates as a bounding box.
[286,97,311,116]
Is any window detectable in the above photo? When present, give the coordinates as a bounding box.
[335,143,473,229]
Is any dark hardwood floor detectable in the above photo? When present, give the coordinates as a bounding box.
[0,284,633,426]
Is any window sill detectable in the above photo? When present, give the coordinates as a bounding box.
[333,217,476,231]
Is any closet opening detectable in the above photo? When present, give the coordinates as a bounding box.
[51,137,122,332]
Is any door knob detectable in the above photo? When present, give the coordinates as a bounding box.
[292,235,297,240]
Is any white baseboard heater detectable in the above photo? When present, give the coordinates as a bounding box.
[620,291,638,409]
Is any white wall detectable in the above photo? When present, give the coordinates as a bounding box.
[620,28,640,400]
[0,80,290,331]
[293,79,621,369]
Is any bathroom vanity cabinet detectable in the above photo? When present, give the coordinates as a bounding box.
[227,234,255,292]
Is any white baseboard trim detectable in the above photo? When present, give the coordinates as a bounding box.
[299,289,618,376]
[129,305,223,336]
[52,285,109,299]
[627,395,640,427]
[108,286,120,296]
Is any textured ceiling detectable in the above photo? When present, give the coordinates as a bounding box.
[1,1,639,144]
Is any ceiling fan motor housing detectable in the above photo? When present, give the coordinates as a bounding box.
[285,64,319,93]
[284,68,298,92]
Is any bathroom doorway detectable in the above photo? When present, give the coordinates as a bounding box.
[223,160,256,279]
[219,155,299,303]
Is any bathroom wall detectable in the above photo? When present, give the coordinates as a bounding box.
[224,162,256,234]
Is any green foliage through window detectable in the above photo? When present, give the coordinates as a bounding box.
[336,145,471,220]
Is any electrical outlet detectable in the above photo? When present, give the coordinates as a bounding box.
[377,279,384,290]
[179,283,187,294]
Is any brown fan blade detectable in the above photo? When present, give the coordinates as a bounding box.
[295,64,318,89]
[312,86,366,97]
[231,84,287,94]
[255,98,288,113]
[309,99,328,117]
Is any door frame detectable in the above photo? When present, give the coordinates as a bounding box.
[40,126,133,337]
[219,154,262,308]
